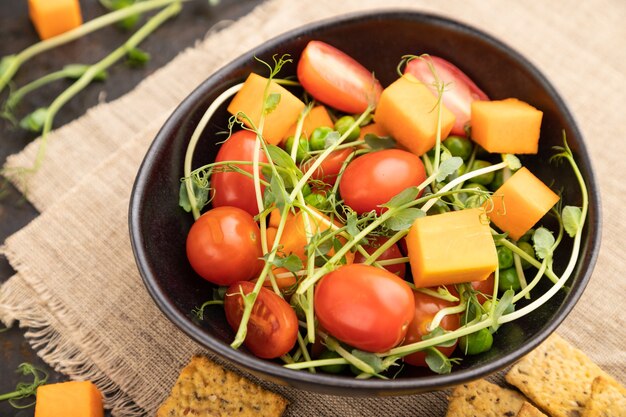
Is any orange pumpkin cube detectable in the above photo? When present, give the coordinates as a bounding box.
[486,167,559,240]
[35,381,103,417]
[359,122,390,139]
[29,0,83,40]
[227,73,305,145]
[470,98,543,154]
[374,74,456,156]
[283,105,334,140]
[407,208,497,288]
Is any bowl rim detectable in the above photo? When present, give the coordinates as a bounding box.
[129,8,602,394]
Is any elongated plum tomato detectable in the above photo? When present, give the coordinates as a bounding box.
[404,55,488,136]
[339,149,426,214]
[314,264,415,353]
[297,40,383,114]
[353,236,406,278]
[403,291,461,367]
[186,206,263,285]
[301,147,354,186]
[212,130,267,216]
[224,281,298,359]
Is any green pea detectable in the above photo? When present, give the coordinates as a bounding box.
[489,169,504,191]
[498,267,521,292]
[334,115,360,141]
[497,246,514,269]
[318,349,347,374]
[468,160,495,185]
[443,135,473,160]
[459,182,488,204]
[304,192,327,209]
[459,328,493,355]
[310,126,333,151]
[517,241,535,270]
[518,229,534,243]
[284,135,310,163]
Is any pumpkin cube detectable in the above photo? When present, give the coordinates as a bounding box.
[35,381,103,417]
[283,105,334,140]
[29,0,83,40]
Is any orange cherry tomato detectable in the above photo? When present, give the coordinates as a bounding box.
[224,281,298,359]
[403,291,461,367]
[297,40,383,114]
[353,236,406,278]
[314,264,415,353]
[212,130,267,216]
[186,206,263,285]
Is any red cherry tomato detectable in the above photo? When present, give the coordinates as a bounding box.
[353,236,406,278]
[212,130,267,216]
[297,40,383,114]
[339,149,426,214]
[186,206,263,285]
[404,55,489,136]
[302,147,354,186]
[403,291,461,367]
[314,264,415,353]
[224,281,298,359]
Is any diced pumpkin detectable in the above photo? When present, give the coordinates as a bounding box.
[35,381,103,417]
[359,123,390,139]
[29,0,83,40]
[283,105,333,140]
[470,98,543,154]
[486,167,559,240]
[407,208,497,288]
[374,74,456,156]
[227,73,305,145]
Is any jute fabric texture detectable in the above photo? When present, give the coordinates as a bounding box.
[1,0,624,416]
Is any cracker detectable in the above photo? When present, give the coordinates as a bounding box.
[517,402,547,417]
[581,376,626,417]
[506,333,619,417]
[156,355,288,417]
[445,379,526,417]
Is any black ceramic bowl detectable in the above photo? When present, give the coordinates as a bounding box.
[129,10,600,395]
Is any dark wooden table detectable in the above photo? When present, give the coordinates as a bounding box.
[0,1,262,415]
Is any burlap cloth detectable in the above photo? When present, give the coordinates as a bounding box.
[1,0,624,415]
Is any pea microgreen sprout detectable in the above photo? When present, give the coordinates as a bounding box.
[0,0,184,95]
[0,363,48,409]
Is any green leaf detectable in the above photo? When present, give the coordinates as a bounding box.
[382,186,420,209]
[491,289,515,331]
[126,47,151,67]
[19,107,48,132]
[562,206,582,238]
[264,93,281,115]
[324,130,341,149]
[504,154,521,170]
[422,326,457,348]
[346,212,360,238]
[110,0,141,30]
[364,133,396,150]
[266,144,299,173]
[436,156,463,182]
[270,174,289,211]
[179,178,209,213]
[383,208,425,231]
[63,64,107,81]
[351,349,384,373]
[424,347,453,374]
[533,227,555,260]
[271,254,303,273]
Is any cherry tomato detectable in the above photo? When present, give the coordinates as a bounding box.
[212,130,267,216]
[339,149,426,214]
[224,281,298,359]
[314,264,415,353]
[297,40,383,114]
[186,206,263,285]
[403,291,461,367]
[404,55,488,136]
[353,236,406,278]
[302,147,354,186]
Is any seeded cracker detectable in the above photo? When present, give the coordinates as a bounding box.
[156,355,288,417]
[506,333,620,417]
[517,402,547,417]
[581,376,626,417]
[445,379,526,416]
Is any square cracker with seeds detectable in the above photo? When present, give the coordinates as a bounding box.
[445,379,526,416]
[506,333,620,417]
[581,376,626,417]
[157,355,288,417]
[517,402,547,417]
